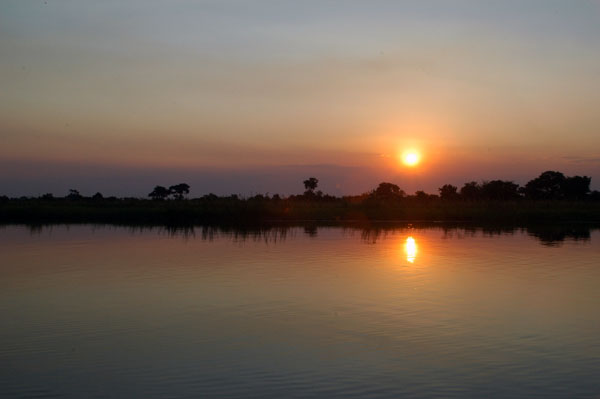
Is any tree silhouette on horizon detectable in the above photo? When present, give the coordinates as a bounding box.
[67,189,82,200]
[460,182,481,200]
[524,171,566,199]
[169,183,190,200]
[303,177,318,193]
[439,184,459,200]
[372,182,405,200]
[148,185,170,200]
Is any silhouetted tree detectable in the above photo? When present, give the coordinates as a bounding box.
[40,193,54,200]
[480,180,520,200]
[414,190,428,200]
[92,192,104,200]
[0,195,8,203]
[372,182,405,200]
[524,171,566,199]
[460,182,481,200]
[439,184,459,200]
[303,177,319,193]
[169,183,190,200]
[414,190,436,201]
[67,189,82,200]
[148,185,170,200]
[562,175,591,200]
[249,194,267,201]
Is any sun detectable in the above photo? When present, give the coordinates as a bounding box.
[401,150,420,167]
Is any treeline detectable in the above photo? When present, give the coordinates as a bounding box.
[438,171,593,201]
[0,171,596,203]
[363,171,595,201]
[1,171,599,224]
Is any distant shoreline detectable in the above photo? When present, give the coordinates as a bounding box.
[2,197,600,225]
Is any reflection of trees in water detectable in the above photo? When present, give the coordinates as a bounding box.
[22,224,45,235]
[357,227,394,244]
[150,225,294,243]
[448,225,593,246]
[156,225,294,243]
[441,225,518,240]
[442,224,592,246]
[359,228,384,244]
[339,225,403,244]
[526,226,591,246]
[21,223,596,246]
[213,225,292,244]
[303,225,318,237]
[21,223,292,243]
[354,223,594,246]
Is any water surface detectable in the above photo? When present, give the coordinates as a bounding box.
[1,224,599,398]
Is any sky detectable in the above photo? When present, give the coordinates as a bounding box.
[1,0,600,197]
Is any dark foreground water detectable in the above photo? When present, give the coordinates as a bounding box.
[1,224,599,398]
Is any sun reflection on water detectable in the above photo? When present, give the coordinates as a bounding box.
[404,236,418,263]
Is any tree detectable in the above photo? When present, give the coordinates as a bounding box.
[201,193,218,201]
[460,182,481,200]
[148,185,170,200]
[562,175,591,200]
[524,171,566,200]
[169,183,190,200]
[414,190,436,201]
[439,184,459,200]
[303,177,319,193]
[524,171,591,200]
[67,189,82,200]
[372,182,405,200]
[414,190,428,200]
[92,192,104,200]
[480,180,520,200]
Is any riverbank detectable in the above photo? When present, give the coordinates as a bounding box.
[2,197,600,225]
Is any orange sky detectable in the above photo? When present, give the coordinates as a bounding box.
[1,1,599,196]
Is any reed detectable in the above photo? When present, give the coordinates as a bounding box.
[2,196,599,225]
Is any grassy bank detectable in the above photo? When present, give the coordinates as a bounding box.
[2,197,600,225]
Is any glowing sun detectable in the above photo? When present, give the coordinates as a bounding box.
[401,150,420,167]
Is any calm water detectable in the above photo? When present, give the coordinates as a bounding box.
[1,224,599,398]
